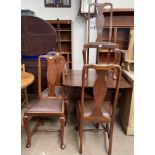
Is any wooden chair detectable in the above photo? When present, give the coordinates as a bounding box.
[83,3,121,65]
[76,64,121,155]
[47,52,69,123]
[23,55,67,149]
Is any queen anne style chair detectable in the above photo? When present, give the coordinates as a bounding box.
[23,55,67,149]
[83,3,121,65]
[76,64,121,155]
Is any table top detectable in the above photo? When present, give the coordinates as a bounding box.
[21,71,34,89]
[63,70,133,89]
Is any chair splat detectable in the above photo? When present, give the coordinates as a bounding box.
[92,71,107,117]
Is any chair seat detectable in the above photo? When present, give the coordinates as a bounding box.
[78,100,112,118]
[25,98,64,116]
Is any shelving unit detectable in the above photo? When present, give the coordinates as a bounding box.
[46,20,72,69]
[98,9,134,64]
[106,10,133,45]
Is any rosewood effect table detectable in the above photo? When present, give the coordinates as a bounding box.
[63,70,133,88]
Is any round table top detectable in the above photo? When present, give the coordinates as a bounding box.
[21,71,34,89]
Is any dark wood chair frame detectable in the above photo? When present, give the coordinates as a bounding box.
[88,3,113,43]
[76,64,121,155]
[45,52,70,124]
[83,2,121,65]
[23,55,68,149]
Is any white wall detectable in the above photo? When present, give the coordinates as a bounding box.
[21,0,134,69]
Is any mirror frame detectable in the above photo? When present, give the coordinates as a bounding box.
[80,0,97,13]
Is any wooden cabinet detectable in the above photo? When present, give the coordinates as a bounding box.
[99,9,134,64]
[46,20,72,69]
[119,70,134,135]
[105,9,133,46]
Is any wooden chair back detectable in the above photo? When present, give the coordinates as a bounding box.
[88,3,113,42]
[84,3,121,66]
[81,64,121,119]
[57,18,61,52]
[38,55,66,98]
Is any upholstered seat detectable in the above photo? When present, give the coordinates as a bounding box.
[25,98,64,115]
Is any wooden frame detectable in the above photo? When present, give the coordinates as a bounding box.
[23,55,67,149]
[44,0,71,8]
[76,64,121,154]
[80,0,96,13]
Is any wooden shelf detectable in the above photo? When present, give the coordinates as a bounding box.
[47,20,71,24]
[56,30,71,32]
[60,52,71,54]
[98,9,134,64]
[60,40,71,42]
[79,8,134,19]
[46,20,72,69]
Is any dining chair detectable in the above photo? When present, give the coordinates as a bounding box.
[47,51,69,123]
[23,55,67,149]
[83,3,121,65]
[76,64,121,155]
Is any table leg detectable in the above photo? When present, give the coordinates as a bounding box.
[118,88,134,135]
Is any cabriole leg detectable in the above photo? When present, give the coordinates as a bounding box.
[23,115,31,148]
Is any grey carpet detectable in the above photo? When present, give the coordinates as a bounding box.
[21,97,133,155]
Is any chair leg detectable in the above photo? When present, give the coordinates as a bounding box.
[60,117,65,149]
[79,119,83,154]
[24,88,29,107]
[95,123,100,129]
[108,122,114,155]
[23,115,31,148]
[103,123,109,133]
[65,99,69,126]
[106,123,110,138]
[75,103,80,131]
